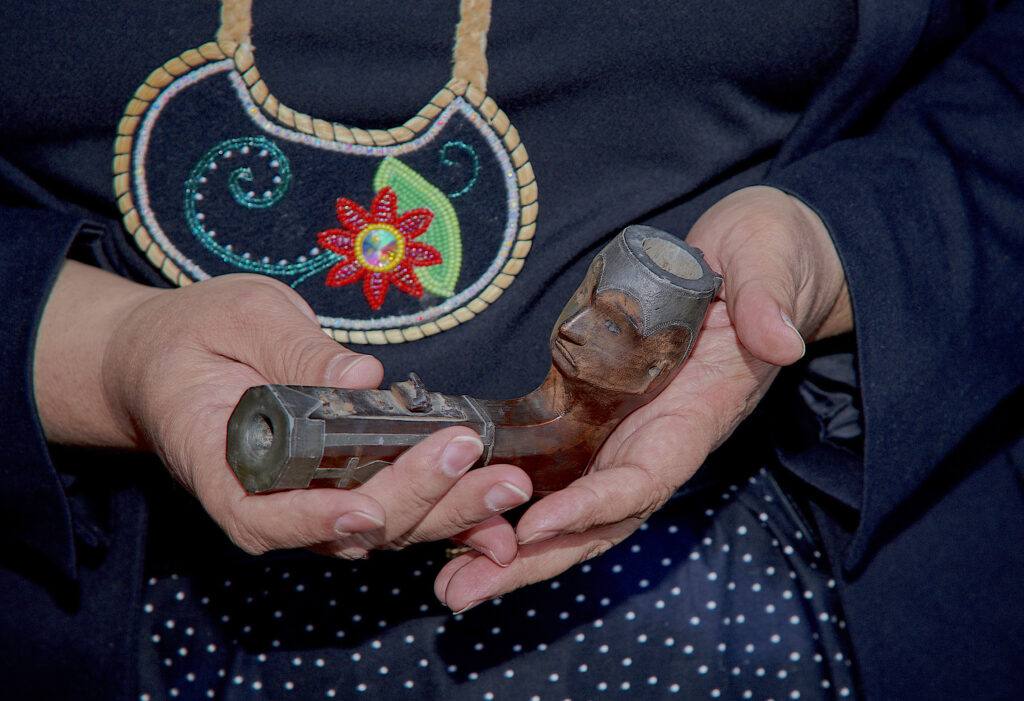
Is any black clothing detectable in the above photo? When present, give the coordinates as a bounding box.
[2,2,1023,698]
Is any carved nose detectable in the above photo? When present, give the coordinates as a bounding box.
[558,312,588,344]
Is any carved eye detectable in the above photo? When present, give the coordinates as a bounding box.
[647,365,662,378]
[605,319,622,334]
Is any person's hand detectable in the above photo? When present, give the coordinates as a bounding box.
[33,264,531,563]
[435,185,852,611]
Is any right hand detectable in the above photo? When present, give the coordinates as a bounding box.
[34,263,531,563]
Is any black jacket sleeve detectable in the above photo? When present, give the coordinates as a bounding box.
[765,0,1024,568]
[0,159,90,577]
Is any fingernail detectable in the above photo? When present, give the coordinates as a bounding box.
[334,511,384,537]
[326,354,375,385]
[339,546,369,560]
[451,599,483,615]
[518,529,559,546]
[472,545,512,568]
[441,435,484,477]
[484,481,530,512]
[780,311,806,359]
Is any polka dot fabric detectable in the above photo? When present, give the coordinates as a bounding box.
[139,468,856,700]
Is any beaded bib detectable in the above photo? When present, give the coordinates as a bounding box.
[112,0,535,344]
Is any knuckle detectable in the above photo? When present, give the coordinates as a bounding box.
[617,465,674,519]
[386,533,416,550]
[224,519,272,556]
[579,534,620,562]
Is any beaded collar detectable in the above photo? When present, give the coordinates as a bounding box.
[112,0,536,344]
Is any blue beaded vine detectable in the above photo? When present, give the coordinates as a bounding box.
[183,136,340,285]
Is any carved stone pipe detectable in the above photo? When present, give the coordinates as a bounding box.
[227,225,722,495]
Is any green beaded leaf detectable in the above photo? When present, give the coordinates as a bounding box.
[373,157,461,298]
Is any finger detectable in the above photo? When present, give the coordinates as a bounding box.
[351,427,486,541]
[206,466,389,555]
[323,468,530,564]
[407,466,532,544]
[454,514,521,568]
[200,275,384,388]
[514,412,699,546]
[436,520,639,612]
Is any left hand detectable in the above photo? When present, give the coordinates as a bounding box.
[435,186,852,612]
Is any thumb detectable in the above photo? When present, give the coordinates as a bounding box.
[258,323,384,388]
[686,187,809,367]
[724,256,806,366]
[211,276,385,388]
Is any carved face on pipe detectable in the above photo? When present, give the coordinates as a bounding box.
[550,256,693,396]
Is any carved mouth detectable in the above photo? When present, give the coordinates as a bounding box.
[553,338,579,371]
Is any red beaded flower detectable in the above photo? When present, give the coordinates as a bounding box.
[318,187,442,310]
